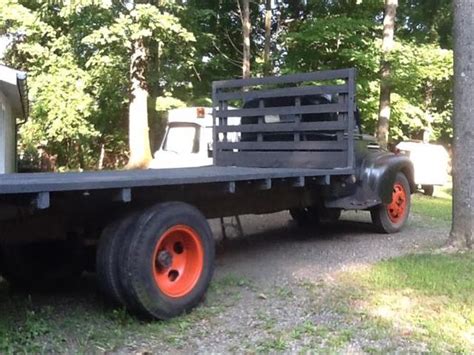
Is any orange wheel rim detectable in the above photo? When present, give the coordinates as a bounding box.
[387,182,407,223]
[152,225,204,298]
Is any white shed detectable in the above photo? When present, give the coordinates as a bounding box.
[0,65,28,173]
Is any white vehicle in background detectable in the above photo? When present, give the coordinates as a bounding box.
[396,141,449,196]
[149,107,213,169]
[149,106,239,169]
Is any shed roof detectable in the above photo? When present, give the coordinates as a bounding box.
[0,64,28,120]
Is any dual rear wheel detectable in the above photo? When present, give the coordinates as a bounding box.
[96,202,215,319]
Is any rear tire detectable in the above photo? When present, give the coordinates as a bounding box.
[96,214,137,306]
[289,207,341,226]
[422,184,434,196]
[289,207,313,225]
[371,172,411,233]
[119,202,215,319]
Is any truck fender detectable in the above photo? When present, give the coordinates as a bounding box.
[360,151,415,204]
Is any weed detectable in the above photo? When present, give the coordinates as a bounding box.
[275,285,294,299]
[256,335,288,352]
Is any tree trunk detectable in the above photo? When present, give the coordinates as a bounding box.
[126,37,153,169]
[376,0,398,149]
[263,0,272,76]
[422,82,433,143]
[241,0,251,79]
[447,0,474,250]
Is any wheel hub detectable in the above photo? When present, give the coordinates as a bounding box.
[156,250,173,269]
[152,225,205,298]
[387,183,407,223]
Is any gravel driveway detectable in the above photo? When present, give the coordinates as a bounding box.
[211,210,447,284]
[124,210,449,353]
[0,210,450,353]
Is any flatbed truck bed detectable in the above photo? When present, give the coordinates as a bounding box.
[0,69,414,320]
[0,166,353,194]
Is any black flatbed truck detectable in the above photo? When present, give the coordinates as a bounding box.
[0,69,414,319]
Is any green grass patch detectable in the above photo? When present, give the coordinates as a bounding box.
[411,184,452,222]
[0,274,247,353]
[338,252,474,353]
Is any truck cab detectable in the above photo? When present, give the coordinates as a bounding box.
[149,107,214,169]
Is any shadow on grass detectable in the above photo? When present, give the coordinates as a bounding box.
[329,252,474,353]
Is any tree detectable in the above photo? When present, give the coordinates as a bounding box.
[263,0,272,76]
[126,1,153,169]
[447,0,473,250]
[282,0,453,143]
[84,3,196,169]
[1,0,195,170]
[376,0,398,149]
[239,0,251,78]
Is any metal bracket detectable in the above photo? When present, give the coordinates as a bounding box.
[35,192,50,209]
[258,178,272,190]
[227,181,236,194]
[114,188,132,203]
[291,176,305,187]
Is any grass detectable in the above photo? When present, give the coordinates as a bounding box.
[336,252,474,353]
[411,184,452,222]
[0,273,253,353]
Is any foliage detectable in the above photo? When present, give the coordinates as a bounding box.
[390,42,453,141]
[282,1,453,141]
[1,0,195,170]
[0,0,455,169]
[284,15,381,134]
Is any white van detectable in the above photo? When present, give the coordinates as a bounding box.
[149,107,239,169]
[395,141,449,195]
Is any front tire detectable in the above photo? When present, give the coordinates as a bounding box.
[119,202,215,319]
[371,172,411,233]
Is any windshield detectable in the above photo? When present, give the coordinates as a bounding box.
[163,124,200,154]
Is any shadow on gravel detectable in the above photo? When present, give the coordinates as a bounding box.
[0,214,379,316]
[216,217,379,256]
[0,213,413,353]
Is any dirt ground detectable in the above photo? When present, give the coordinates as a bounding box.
[0,209,450,353]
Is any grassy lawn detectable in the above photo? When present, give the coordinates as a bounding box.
[411,184,452,223]
[330,183,472,352]
[334,252,474,353]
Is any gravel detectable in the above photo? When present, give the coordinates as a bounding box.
[0,210,450,353]
[124,210,449,353]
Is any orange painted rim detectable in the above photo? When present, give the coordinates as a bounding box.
[152,225,204,298]
[387,182,407,223]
